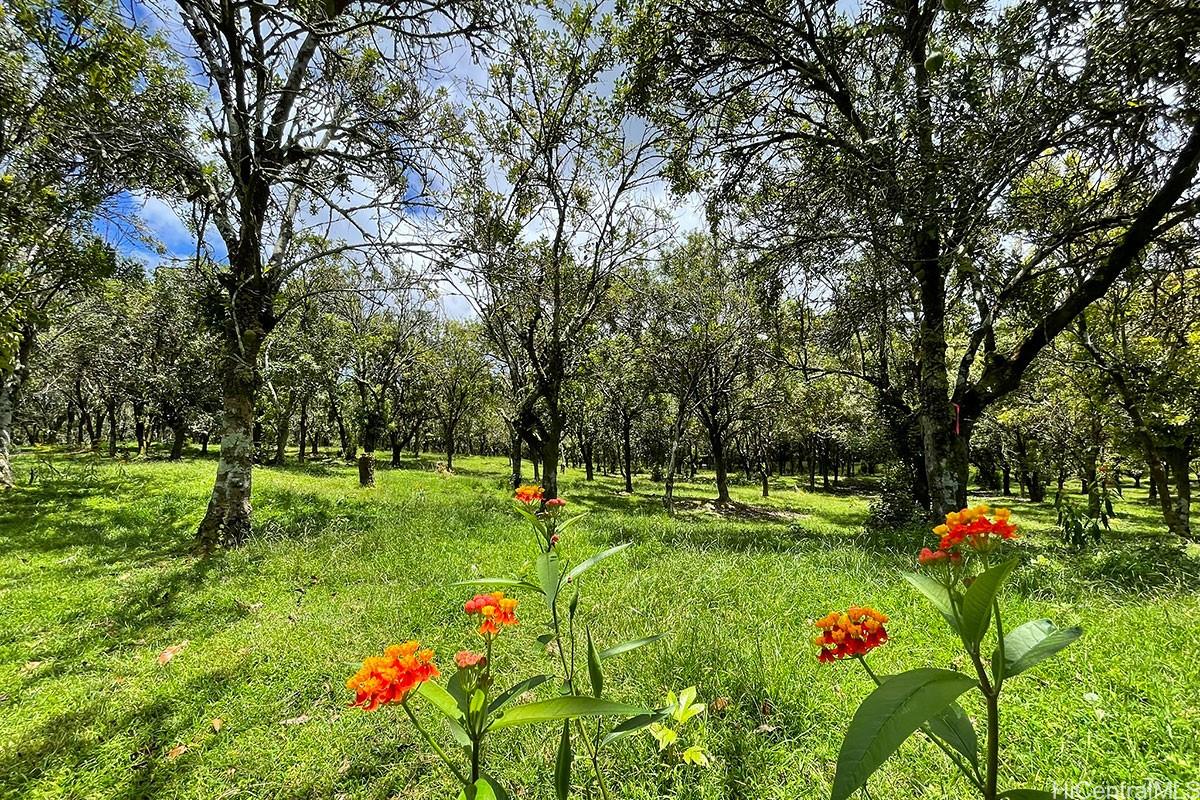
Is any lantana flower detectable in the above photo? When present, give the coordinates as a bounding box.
[464,591,519,637]
[813,607,889,663]
[514,485,544,505]
[932,504,1016,552]
[545,497,566,510]
[347,641,438,711]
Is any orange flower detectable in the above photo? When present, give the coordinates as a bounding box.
[464,591,519,637]
[935,505,1017,552]
[515,485,544,505]
[455,650,487,669]
[347,641,438,711]
[813,607,889,663]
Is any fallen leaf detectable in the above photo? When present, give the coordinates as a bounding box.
[754,723,781,736]
[280,714,310,726]
[211,718,223,732]
[337,758,351,775]
[157,641,189,666]
[166,744,188,760]
[710,697,731,714]
[21,660,43,673]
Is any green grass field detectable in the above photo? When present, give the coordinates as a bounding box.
[2,449,1198,800]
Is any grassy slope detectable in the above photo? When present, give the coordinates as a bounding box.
[1,450,1198,800]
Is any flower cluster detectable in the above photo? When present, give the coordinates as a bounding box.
[515,484,544,505]
[813,607,889,663]
[930,504,1017,555]
[455,650,487,669]
[464,591,519,637]
[346,641,438,711]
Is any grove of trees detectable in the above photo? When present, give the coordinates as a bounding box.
[2,0,1197,545]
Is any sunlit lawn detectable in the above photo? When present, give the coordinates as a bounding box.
[1,448,1197,799]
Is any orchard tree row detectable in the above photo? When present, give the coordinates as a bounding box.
[2,0,1196,545]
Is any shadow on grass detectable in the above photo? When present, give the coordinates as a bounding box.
[0,665,243,800]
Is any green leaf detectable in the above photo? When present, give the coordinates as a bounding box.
[902,573,959,633]
[469,688,486,721]
[994,619,1082,679]
[416,680,464,721]
[601,711,665,747]
[453,578,545,595]
[682,745,712,767]
[831,668,978,800]
[536,551,562,609]
[489,674,553,713]
[586,628,603,698]
[598,633,665,661]
[926,701,979,770]
[565,542,631,584]
[997,790,1060,799]
[555,511,589,536]
[960,558,1019,648]
[554,721,571,800]
[457,777,509,800]
[648,722,678,750]
[490,696,648,730]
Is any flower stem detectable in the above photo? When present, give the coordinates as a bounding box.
[403,701,467,786]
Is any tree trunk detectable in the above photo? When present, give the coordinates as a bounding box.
[663,394,689,513]
[710,425,730,504]
[1160,446,1193,539]
[297,396,308,464]
[196,281,268,550]
[272,396,293,466]
[444,421,456,471]
[134,399,148,456]
[1001,462,1011,496]
[169,420,187,461]
[0,375,19,489]
[621,413,633,493]
[509,426,522,489]
[582,439,594,481]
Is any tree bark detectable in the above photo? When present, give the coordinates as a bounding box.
[297,396,308,464]
[196,277,269,550]
[621,412,633,493]
[710,424,730,504]
[169,420,187,461]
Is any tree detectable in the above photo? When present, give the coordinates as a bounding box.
[625,0,1200,516]
[170,0,485,545]
[1076,249,1200,539]
[447,4,663,499]
[0,0,193,486]
[426,321,494,471]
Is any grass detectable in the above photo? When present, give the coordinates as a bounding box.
[1,448,1198,800]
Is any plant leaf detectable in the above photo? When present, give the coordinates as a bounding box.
[902,573,959,633]
[586,628,603,698]
[536,551,562,609]
[490,696,648,730]
[416,680,465,721]
[489,674,553,714]
[959,558,1019,648]
[457,777,509,800]
[682,745,711,767]
[565,542,631,584]
[554,721,571,800]
[598,633,665,661]
[994,618,1082,679]
[926,701,979,770]
[831,668,978,800]
[601,711,665,747]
